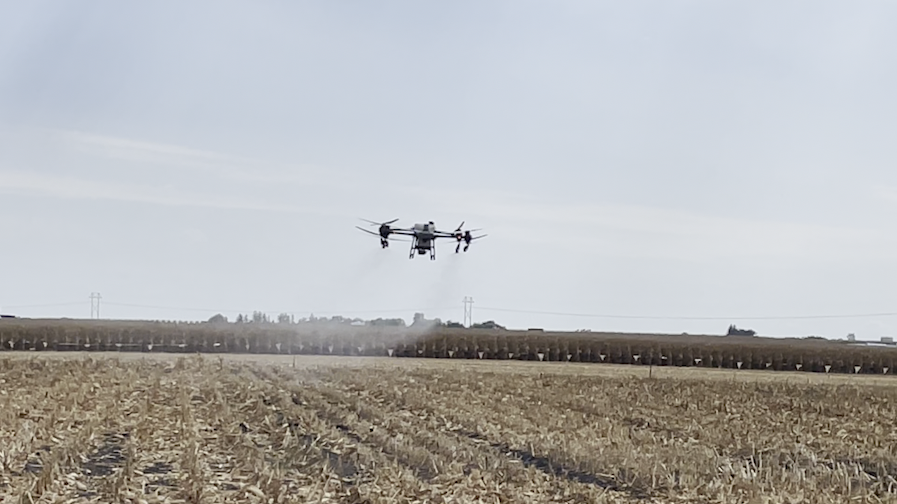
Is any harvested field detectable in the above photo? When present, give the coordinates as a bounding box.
[1,353,896,503]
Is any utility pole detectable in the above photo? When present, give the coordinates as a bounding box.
[90,292,102,319]
[463,296,474,327]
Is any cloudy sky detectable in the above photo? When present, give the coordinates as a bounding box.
[1,1,896,338]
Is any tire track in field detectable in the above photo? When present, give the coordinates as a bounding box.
[256,365,568,503]
[272,372,585,503]
[242,364,444,502]
[493,373,897,496]
[346,373,627,493]
[191,361,371,501]
[315,367,661,500]
[0,357,100,488]
[246,366,424,479]
[265,365,642,503]
[419,378,658,497]
[5,359,146,501]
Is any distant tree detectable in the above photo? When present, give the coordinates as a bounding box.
[236,314,245,324]
[411,312,443,328]
[472,320,506,330]
[277,313,292,324]
[252,311,269,323]
[369,317,406,327]
[726,324,756,336]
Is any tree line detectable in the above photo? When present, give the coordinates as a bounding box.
[207,311,505,330]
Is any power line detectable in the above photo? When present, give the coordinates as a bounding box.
[1,302,85,309]
[475,306,897,321]
[6,298,897,322]
[103,302,249,313]
[102,301,455,316]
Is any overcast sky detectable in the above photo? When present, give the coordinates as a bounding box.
[2,1,897,338]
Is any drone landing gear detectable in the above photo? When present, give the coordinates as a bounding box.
[408,239,437,260]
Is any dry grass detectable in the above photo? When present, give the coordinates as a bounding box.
[1,353,896,503]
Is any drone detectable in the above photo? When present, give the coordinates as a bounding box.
[356,218,487,260]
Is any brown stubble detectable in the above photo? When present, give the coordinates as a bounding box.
[2,354,897,503]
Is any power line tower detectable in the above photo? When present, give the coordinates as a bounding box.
[463,296,474,327]
[90,292,102,319]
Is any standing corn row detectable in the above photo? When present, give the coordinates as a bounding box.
[1,321,895,374]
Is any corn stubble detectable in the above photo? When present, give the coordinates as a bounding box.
[1,356,896,503]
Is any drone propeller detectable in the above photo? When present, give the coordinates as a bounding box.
[455,230,487,253]
[355,226,410,242]
[360,218,399,227]
[355,226,380,236]
[453,225,482,238]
